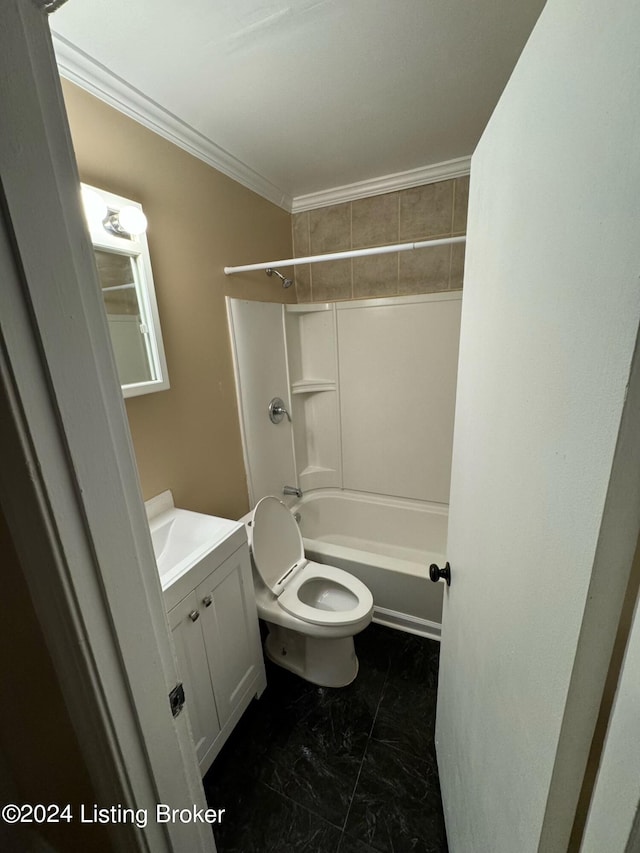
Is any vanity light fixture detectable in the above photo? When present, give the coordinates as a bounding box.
[105,206,148,237]
[81,185,148,237]
[81,185,107,228]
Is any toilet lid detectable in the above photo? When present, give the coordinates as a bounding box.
[251,496,304,594]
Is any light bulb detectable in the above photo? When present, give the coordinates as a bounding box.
[81,186,107,227]
[117,206,148,236]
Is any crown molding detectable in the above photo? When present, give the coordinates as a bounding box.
[291,156,472,213]
[52,34,293,212]
[53,35,471,217]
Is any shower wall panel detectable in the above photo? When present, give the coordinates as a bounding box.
[227,299,296,506]
[337,293,461,503]
[229,292,462,510]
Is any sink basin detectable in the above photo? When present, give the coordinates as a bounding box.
[148,501,242,590]
[151,516,175,561]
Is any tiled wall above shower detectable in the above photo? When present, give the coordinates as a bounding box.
[292,176,469,302]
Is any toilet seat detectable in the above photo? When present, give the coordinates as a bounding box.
[278,561,373,627]
[250,496,373,628]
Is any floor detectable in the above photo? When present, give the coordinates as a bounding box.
[204,622,448,853]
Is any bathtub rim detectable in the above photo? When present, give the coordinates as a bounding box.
[303,536,444,642]
[290,487,449,518]
[295,488,447,642]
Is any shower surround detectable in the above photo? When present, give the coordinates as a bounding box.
[227,290,461,636]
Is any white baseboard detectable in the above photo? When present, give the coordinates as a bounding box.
[372,606,441,642]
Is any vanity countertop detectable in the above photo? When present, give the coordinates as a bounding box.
[147,490,246,609]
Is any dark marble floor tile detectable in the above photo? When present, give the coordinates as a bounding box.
[386,632,440,690]
[343,740,447,853]
[370,632,440,761]
[337,833,382,853]
[211,780,342,853]
[207,624,446,853]
[204,696,276,793]
[203,718,263,816]
[255,718,367,826]
[238,661,376,760]
[205,760,262,823]
[258,658,379,757]
[263,656,385,732]
[208,658,380,827]
[371,683,437,761]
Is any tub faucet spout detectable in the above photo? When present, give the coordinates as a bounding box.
[283,485,302,498]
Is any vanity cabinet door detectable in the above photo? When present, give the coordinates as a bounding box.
[196,544,263,728]
[168,591,221,771]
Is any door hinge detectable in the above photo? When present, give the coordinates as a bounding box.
[169,682,185,718]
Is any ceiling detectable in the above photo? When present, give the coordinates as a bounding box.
[50,0,546,210]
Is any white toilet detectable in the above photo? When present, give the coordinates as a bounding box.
[247,496,373,687]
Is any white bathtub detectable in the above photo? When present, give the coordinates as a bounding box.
[292,489,448,640]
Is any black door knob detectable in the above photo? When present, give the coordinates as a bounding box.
[429,562,451,586]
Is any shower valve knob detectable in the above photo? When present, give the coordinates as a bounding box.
[268,397,291,424]
[429,562,451,586]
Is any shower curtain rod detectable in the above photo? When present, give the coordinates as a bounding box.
[223,235,466,275]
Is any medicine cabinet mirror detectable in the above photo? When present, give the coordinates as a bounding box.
[81,183,170,398]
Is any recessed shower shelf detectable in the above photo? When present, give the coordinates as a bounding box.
[299,465,337,479]
[291,380,336,395]
[285,303,332,314]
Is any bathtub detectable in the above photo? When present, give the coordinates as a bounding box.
[292,489,448,640]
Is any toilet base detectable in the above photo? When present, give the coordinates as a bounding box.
[264,623,359,688]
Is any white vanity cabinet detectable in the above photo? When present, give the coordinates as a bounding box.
[149,493,267,778]
[194,547,264,730]
[168,590,222,771]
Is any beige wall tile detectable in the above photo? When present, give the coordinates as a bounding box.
[453,175,470,235]
[312,259,352,301]
[294,264,312,302]
[399,180,454,240]
[299,174,468,303]
[292,211,310,257]
[353,253,399,298]
[399,244,450,294]
[450,242,465,290]
[309,203,351,253]
[351,192,399,248]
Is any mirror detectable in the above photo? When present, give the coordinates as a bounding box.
[82,184,170,397]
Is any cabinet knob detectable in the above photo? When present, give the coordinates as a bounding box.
[203,595,212,608]
[189,609,200,622]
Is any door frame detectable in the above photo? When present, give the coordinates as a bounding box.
[0,3,214,851]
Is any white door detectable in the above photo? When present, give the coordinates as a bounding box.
[435,2,640,852]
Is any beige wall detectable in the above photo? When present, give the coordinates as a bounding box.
[292,177,469,302]
[62,81,294,519]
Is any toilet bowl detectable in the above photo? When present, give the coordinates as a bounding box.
[247,496,373,687]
